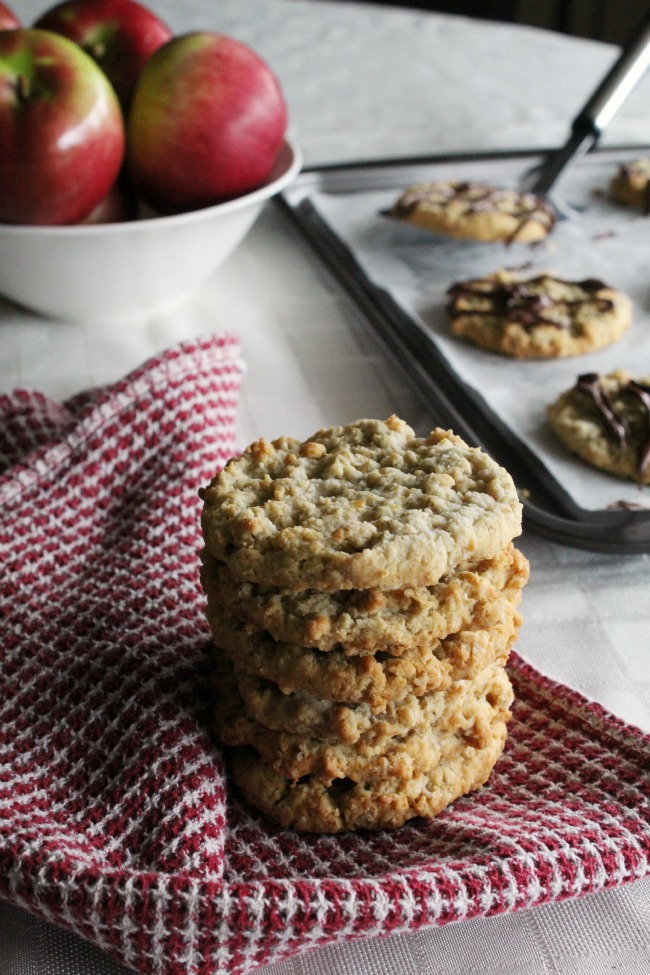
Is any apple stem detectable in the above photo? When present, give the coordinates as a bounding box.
[15,74,31,102]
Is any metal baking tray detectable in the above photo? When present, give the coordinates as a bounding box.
[278,148,650,554]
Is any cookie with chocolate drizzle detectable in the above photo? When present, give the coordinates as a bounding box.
[388,179,555,243]
[548,370,650,484]
[609,158,650,213]
[447,270,632,358]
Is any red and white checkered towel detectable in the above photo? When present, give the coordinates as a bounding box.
[1,335,649,975]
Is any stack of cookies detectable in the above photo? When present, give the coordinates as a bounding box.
[199,416,529,833]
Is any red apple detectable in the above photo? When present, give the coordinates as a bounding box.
[0,3,20,29]
[0,28,126,225]
[34,0,172,110]
[126,31,288,213]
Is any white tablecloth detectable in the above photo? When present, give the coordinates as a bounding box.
[2,2,649,973]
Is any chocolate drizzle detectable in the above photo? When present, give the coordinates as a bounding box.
[447,274,612,332]
[576,373,629,445]
[628,380,650,474]
[576,373,650,476]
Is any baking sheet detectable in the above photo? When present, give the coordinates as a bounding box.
[281,148,650,550]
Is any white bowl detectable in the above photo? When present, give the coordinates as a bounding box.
[0,138,302,323]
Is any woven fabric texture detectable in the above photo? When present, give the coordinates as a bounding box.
[1,336,649,975]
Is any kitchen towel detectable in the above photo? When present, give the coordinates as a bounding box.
[1,334,648,975]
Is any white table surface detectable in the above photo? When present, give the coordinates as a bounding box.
[2,2,649,974]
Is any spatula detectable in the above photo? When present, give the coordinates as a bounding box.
[525,10,650,202]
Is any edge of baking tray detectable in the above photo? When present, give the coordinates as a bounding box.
[277,147,650,554]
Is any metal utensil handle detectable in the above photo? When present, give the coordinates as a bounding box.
[573,10,650,138]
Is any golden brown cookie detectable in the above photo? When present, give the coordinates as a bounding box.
[609,158,650,212]
[447,270,632,359]
[201,543,528,654]
[547,370,650,484]
[234,670,440,744]
[212,651,512,783]
[208,586,522,711]
[225,684,511,833]
[200,417,522,592]
[388,179,555,243]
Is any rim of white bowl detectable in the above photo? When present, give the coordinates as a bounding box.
[0,137,303,237]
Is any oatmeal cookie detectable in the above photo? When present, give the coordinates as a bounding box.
[609,158,650,212]
[547,370,650,483]
[233,659,511,745]
[208,589,522,710]
[200,417,522,592]
[447,270,632,359]
[388,179,555,243]
[212,651,512,782]
[234,670,442,743]
[201,543,528,653]
[225,702,510,833]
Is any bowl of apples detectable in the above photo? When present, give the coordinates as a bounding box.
[0,0,302,323]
